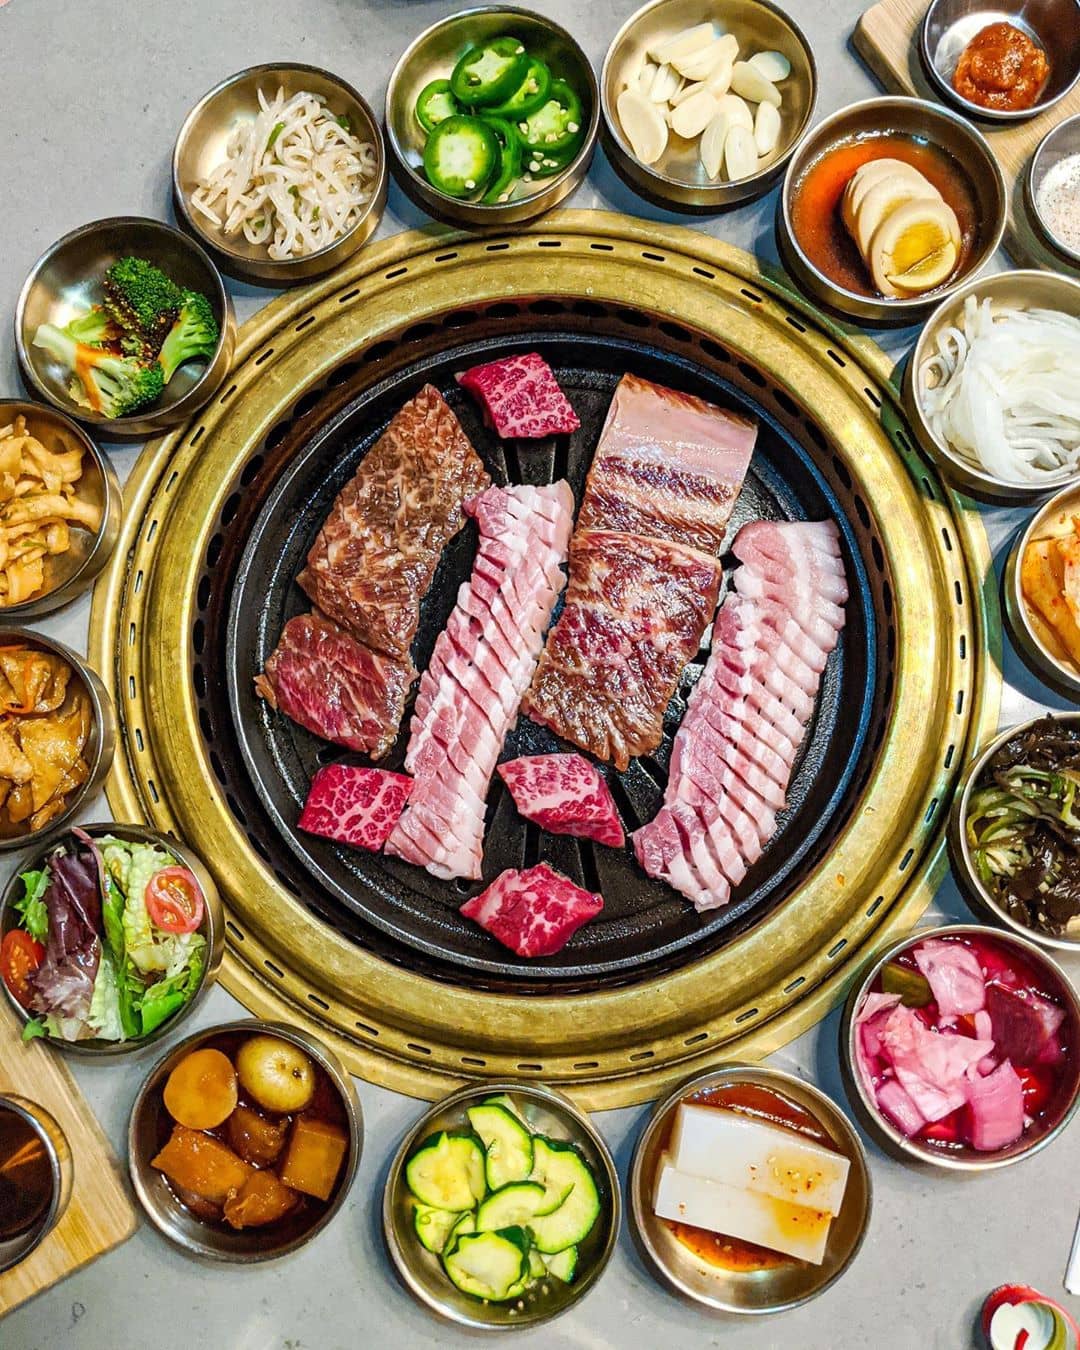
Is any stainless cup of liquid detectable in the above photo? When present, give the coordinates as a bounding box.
[0,1094,73,1273]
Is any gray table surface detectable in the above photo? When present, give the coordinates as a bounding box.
[1,1,1078,1347]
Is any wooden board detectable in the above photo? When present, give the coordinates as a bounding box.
[0,1003,137,1319]
[854,0,1080,278]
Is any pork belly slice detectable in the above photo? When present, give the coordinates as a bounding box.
[523,531,723,771]
[385,483,574,880]
[456,353,581,440]
[497,753,625,848]
[460,863,603,958]
[298,765,412,851]
[633,520,848,912]
[576,373,758,557]
[297,384,491,658]
[255,611,416,759]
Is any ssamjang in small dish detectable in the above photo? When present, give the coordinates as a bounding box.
[851,927,1079,1164]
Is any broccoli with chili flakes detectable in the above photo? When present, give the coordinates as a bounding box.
[103,256,183,357]
[158,289,220,384]
[32,324,165,419]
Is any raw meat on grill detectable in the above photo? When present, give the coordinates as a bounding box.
[459,862,604,958]
[254,611,416,759]
[497,753,625,848]
[524,374,757,769]
[298,764,412,851]
[297,384,491,658]
[633,519,848,911]
[385,481,575,880]
[456,353,581,439]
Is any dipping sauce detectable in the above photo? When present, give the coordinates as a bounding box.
[953,22,1049,112]
[0,1107,52,1242]
[1035,153,1080,257]
[790,133,979,298]
[660,1082,845,1272]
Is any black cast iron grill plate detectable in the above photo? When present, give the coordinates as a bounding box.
[203,308,887,993]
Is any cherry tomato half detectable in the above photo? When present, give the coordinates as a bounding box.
[145,866,204,935]
[1,929,45,1008]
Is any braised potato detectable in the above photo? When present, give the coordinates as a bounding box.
[163,1048,239,1130]
[151,1125,252,1206]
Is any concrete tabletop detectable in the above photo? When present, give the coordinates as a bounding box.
[1,1,1077,1347]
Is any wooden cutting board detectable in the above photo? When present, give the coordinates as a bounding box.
[0,1003,137,1319]
[853,0,1080,278]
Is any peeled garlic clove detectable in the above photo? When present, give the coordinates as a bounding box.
[630,58,658,91]
[648,62,682,103]
[714,93,753,132]
[731,61,782,107]
[753,100,782,157]
[724,123,758,181]
[748,50,791,83]
[648,23,716,67]
[617,87,669,164]
[673,36,733,80]
[704,52,735,95]
[671,80,707,107]
[700,111,732,179]
[670,87,720,139]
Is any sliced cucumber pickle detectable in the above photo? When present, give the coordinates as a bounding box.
[468,1102,533,1188]
[406,1131,487,1211]
[442,1227,530,1302]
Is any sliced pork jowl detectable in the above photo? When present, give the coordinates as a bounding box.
[384,482,575,881]
[523,374,757,770]
[633,519,848,912]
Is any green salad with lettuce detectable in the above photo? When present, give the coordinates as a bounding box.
[1,828,207,1044]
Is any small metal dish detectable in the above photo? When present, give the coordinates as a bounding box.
[629,1063,871,1315]
[129,1019,362,1262]
[778,96,1006,325]
[0,822,224,1048]
[15,217,234,439]
[0,401,120,620]
[0,1095,74,1274]
[841,924,1080,1168]
[1004,485,1080,702]
[1027,113,1080,268]
[949,716,1080,950]
[173,63,387,284]
[383,1081,619,1330]
[385,7,599,228]
[0,630,115,853]
[904,268,1080,503]
[601,0,817,212]
[920,0,1080,124]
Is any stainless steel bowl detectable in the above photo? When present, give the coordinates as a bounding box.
[778,96,1006,325]
[628,1063,871,1314]
[129,1020,362,1262]
[385,8,598,228]
[1027,113,1080,267]
[0,1095,74,1274]
[905,268,1080,503]
[841,924,1080,1168]
[173,63,387,284]
[0,629,115,852]
[920,0,1080,123]
[0,401,120,620]
[383,1081,619,1330]
[1003,486,1080,703]
[15,217,235,438]
[949,716,1080,951]
[601,0,816,212]
[0,821,225,1049]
